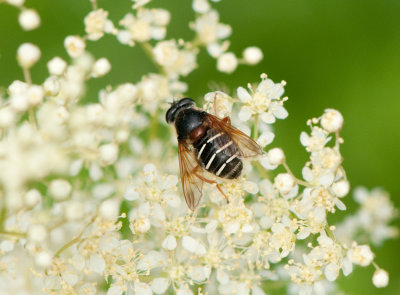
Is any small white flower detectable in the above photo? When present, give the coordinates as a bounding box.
[19,9,41,31]
[65,201,84,221]
[27,85,44,106]
[134,282,152,295]
[99,143,119,165]
[268,147,285,165]
[88,254,106,273]
[324,263,339,281]
[17,43,41,68]
[48,56,67,75]
[151,278,170,294]
[321,109,343,132]
[162,234,177,250]
[182,235,206,255]
[372,269,389,288]
[43,77,61,96]
[107,286,123,295]
[257,131,275,147]
[92,57,111,77]
[349,244,374,266]
[124,186,139,201]
[243,180,259,194]
[84,9,109,40]
[6,0,24,6]
[243,46,263,65]
[217,52,238,73]
[332,180,350,197]
[193,0,210,13]
[64,36,86,58]
[99,199,120,220]
[10,94,29,111]
[0,108,15,128]
[35,251,52,267]
[24,189,41,207]
[28,224,47,243]
[49,179,72,201]
[274,173,296,195]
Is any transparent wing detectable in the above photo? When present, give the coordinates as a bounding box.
[178,142,204,211]
[207,114,263,158]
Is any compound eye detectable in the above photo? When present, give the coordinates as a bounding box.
[178,97,195,108]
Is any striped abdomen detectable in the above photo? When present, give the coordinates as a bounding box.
[193,128,243,179]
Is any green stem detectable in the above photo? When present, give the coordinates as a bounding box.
[253,114,259,139]
[0,230,26,237]
[282,161,310,187]
[54,217,96,257]
[325,224,335,241]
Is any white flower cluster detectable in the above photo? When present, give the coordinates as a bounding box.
[0,0,397,294]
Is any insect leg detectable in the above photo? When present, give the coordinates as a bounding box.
[192,169,230,204]
[212,93,231,125]
[213,93,218,115]
[222,117,231,125]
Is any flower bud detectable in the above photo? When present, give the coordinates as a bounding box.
[321,109,343,132]
[372,269,389,288]
[332,180,350,197]
[243,46,263,65]
[99,199,120,220]
[268,148,285,165]
[24,189,41,207]
[217,52,238,74]
[27,85,44,106]
[18,9,40,31]
[49,179,72,201]
[47,57,67,76]
[64,36,86,58]
[28,224,47,243]
[17,43,41,68]
[274,173,295,195]
[99,143,119,165]
[92,58,111,77]
[43,77,61,96]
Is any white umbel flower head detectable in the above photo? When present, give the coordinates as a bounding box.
[49,179,72,201]
[372,269,389,288]
[321,109,343,132]
[217,52,238,73]
[243,46,263,65]
[92,58,111,77]
[47,57,67,76]
[17,43,41,68]
[64,36,86,58]
[19,9,41,31]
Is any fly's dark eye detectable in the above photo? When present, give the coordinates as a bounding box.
[165,98,196,123]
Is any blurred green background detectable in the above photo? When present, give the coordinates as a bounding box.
[0,0,399,294]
